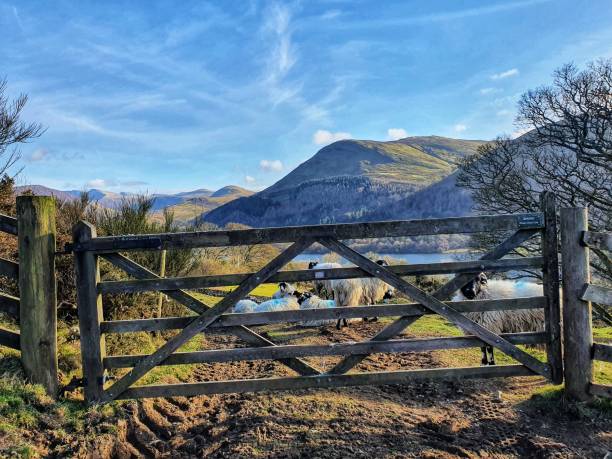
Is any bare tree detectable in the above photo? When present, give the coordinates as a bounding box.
[458,60,611,285]
[0,78,46,177]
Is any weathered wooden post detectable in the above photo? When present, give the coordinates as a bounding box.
[73,221,106,403]
[17,195,58,397]
[539,192,563,384]
[560,207,593,401]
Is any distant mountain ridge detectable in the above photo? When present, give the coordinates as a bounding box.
[14,184,253,215]
[204,136,484,228]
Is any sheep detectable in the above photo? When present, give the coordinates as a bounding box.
[297,292,337,327]
[231,299,258,313]
[272,282,297,298]
[360,260,395,322]
[452,273,545,365]
[330,259,395,329]
[308,261,342,299]
[252,295,300,313]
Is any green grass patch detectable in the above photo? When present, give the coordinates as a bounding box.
[528,384,612,419]
[593,325,612,341]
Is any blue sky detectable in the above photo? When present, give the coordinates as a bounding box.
[2,0,611,193]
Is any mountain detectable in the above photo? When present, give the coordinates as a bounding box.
[151,186,254,223]
[204,136,484,228]
[14,185,252,218]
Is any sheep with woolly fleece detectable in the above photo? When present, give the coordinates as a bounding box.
[452,273,545,365]
[308,261,342,299]
[297,292,337,327]
[330,260,395,329]
[231,299,258,313]
[252,296,300,313]
[360,260,395,322]
[273,282,297,298]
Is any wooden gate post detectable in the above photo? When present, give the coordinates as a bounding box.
[17,195,58,397]
[540,192,563,384]
[73,221,106,403]
[560,207,593,401]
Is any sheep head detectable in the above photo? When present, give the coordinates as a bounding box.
[460,272,488,300]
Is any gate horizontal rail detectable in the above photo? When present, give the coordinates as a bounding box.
[72,203,560,403]
[116,365,536,400]
[100,296,546,333]
[69,212,545,253]
[98,257,543,294]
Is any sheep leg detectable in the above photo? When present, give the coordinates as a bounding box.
[480,346,488,366]
[487,345,496,365]
[336,319,342,330]
[343,318,348,328]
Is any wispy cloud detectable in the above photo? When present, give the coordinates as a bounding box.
[491,68,519,80]
[321,10,342,20]
[387,128,408,140]
[28,148,49,162]
[259,159,284,172]
[479,87,501,95]
[331,0,551,29]
[244,175,256,184]
[313,130,352,145]
[453,124,467,133]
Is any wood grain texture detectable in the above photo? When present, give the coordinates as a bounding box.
[560,207,593,401]
[104,332,548,368]
[540,192,563,384]
[116,365,536,399]
[17,196,58,397]
[70,213,545,253]
[73,221,106,403]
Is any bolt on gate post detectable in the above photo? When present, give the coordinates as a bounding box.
[16,195,58,397]
[560,207,593,401]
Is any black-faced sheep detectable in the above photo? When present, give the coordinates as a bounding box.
[297,292,337,327]
[273,282,297,298]
[452,273,545,365]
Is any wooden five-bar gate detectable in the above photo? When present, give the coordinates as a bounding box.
[70,192,563,404]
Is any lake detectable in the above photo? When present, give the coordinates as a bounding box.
[293,252,458,264]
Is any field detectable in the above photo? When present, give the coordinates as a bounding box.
[1,290,610,458]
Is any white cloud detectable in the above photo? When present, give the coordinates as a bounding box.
[479,87,501,95]
[387,128,408,140]
[491,68,519,80]
[259,159,284,172]
[313,129,352,145]
[28,148,49,162]
[244,175,256,184]
[453,124,467,133]
[496,109,512,117]
[87,178,108,188]
[321,9,341,20]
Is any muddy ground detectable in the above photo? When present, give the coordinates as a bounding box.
[28,321,612,458]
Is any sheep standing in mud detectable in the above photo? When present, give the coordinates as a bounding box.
[452,273,545,365]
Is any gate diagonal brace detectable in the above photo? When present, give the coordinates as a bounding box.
[102,253,320,377]
[325,229,540,374]
[102,238,317,401]
[318,236,550,379]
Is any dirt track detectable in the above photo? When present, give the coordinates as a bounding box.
[82,322,611,458]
